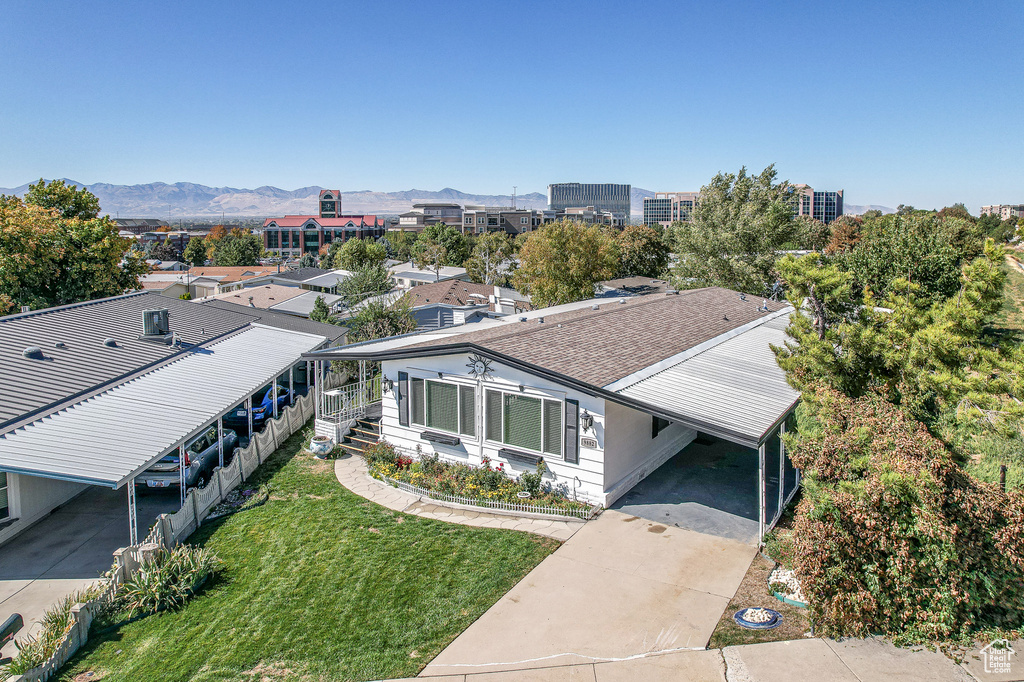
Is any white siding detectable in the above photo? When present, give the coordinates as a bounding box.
[0,473,87,546]
[601,401,697,507]
[380,354,606,504]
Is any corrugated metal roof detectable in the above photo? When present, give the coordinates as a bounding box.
[0,292,255,428]
[267,291,343,317]
[194,299,348,343]
[0,325,326,488]
[616,321,799,446]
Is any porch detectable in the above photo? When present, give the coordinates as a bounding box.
[312,360,383,444]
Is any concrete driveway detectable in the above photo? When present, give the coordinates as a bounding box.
[0,486,178,658]
[419,510,756,676]
[611,437,761,544]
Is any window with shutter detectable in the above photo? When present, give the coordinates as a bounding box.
[0,472,8,520]
[542,399,561,456]
[398,371,409,427]
[459,385,476,437]
[563,399,579,464]
[411,378,425,425]
[426,381,458,432]
[486,390,502,441]
[503,394,543,452]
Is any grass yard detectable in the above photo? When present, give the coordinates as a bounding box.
[57,420,558,682]
[995,256,1024,332]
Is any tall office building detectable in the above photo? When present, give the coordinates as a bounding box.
[981,204,1024,220]
[793,185,844,224]
[547,183,631,222]
[643,192,700,227]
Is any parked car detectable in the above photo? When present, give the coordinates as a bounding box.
[135,426,238,493]
[223,386,291,433]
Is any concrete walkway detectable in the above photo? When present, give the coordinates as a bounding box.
[333,454,585,541]
[0,486,178,658]
[419,510,756,677]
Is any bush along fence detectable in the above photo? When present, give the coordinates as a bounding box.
[4,393,315,682]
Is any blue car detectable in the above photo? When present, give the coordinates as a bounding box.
[224,386,291,433]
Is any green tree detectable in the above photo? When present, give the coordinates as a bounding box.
[512,220,619,308]
[615,224,670,278]
[387,231,418,262]
[415,224,469,267]
[346,298,417,343]
[337,238,387,270]
[336,263,395,308]
[212,232,264,266]
[24,178,100,219]
[310,295,332,323]
[147,237,180,262]
[670,164,797,294]
[413,240,449,282]
[0,195,147,314]
[792,215,831,251]
[299,252,318,269]
[182,236,208,266]
[465,231,516,285]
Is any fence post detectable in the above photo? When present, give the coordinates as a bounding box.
[190,489,201,535]
[159,514,174,550]
[236,449,245,483]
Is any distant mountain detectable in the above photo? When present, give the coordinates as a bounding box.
[0,180,554,218]
[843,204,895,216]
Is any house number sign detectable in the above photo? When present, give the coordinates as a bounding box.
[580,436,599,449]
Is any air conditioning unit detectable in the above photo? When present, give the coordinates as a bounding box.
[142,309,170,337]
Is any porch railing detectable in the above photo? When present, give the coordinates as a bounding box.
[321,374,381,423]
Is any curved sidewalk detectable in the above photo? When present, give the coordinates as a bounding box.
[333,455,584,541]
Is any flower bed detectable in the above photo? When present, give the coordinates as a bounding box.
[363,440,595,518]
[207,483,271,520]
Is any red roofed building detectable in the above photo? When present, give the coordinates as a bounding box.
[263,189,386,256]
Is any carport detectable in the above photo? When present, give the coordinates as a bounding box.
[0,324,326,545]
[612,314,801,542]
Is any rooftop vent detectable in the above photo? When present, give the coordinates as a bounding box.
[54,341,66,349]
[619,298,626,304]
[103,338,118,348]
[142,309,170,337]
[23,346,44,360]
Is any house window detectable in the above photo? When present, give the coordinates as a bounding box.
[0,472,9,520]
[485,389,562,457]
[410,379,476,437]
[520,217,528,224]
[266,231,279,249]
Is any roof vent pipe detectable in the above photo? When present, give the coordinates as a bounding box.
[592,304,599,310]
[103,338,118,348]
[619,298,626,304]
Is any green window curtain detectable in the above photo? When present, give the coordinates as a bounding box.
[543,400,562,456]
[411,378,425,425]
[503,394,542,452]
[485,390,502,442]
[426,381,458,432]
[459,385,476,437]
[0,472,8,519]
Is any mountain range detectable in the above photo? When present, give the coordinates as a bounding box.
[0,179,886,219]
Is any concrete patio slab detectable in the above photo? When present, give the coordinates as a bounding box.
[723,639,860,682]
[593,649,726,682]
[471,665,597,681]
[824,637,974,681]
[958,638,1024,681]
[420,511,753,677]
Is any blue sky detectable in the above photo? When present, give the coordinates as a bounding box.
[1,0,1021,211]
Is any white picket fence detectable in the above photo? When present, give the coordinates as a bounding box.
[7,392,315,682]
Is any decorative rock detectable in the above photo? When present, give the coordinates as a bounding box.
[768,565,807,607]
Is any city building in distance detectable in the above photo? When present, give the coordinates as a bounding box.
[643,192,700,227]
[262,189,386,256]
[396,203,464,232]
[981,204,1024,220]
[793,185,844,224]
[548,183,631,223]
[461,205,549,235]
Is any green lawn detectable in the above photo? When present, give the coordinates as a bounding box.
[57,421,558,682]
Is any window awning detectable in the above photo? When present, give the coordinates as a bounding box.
[0,324,326,488]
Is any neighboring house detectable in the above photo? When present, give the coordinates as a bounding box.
[186,267,281,292]
[308,287,800,542]
[388,261,470,288]
[138,272,221,299]
[0,292,343,546]
[297,269,356,295]
[199,285,346,320]
[598,276,673,297]
[193,298,349,344]
[397,279,534,330]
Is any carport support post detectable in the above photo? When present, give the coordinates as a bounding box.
[246,395,253,439]
[273,381,279,419]
[778,423,786,515]
[218,417,224,469]
[289,366,294,406]
[758,442,766,544]
[179,444,186,507]
[128,478,138,546]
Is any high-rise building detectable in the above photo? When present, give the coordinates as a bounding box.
[981,204,1024,220]
[643,192,700,227]
[547,183,631,222]
[793,185,844,224]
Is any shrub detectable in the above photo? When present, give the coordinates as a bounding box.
[0,586,101,676]
[113,544,223,618]
[789,387,1024,644]
[362,440,397,466]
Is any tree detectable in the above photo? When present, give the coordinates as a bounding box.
[337,238,387,270]
[414,240,449,282]
[299,252,318,269]
[212,232,263,266]
[335,263,395,308]
[465,231,516,285]
[512,220,619,308]
[388,231,418,262]
[415,224,468,267]
[310,295,332,323]
[670,164,797,295]
[147,237,180,262]
[182,236,208,266]
[824,215,863,254]
[936,203,974,222]
[792,215,831,251]
[615,224,670,278]
[346,298,416,344]
[0,195,147,314]
[24,178,100,219]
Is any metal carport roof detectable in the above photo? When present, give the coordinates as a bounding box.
[0,324,327,488]
[614,315,800,446]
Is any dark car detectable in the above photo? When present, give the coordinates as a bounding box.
[135,426,238,492]
[223,386,291,433]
